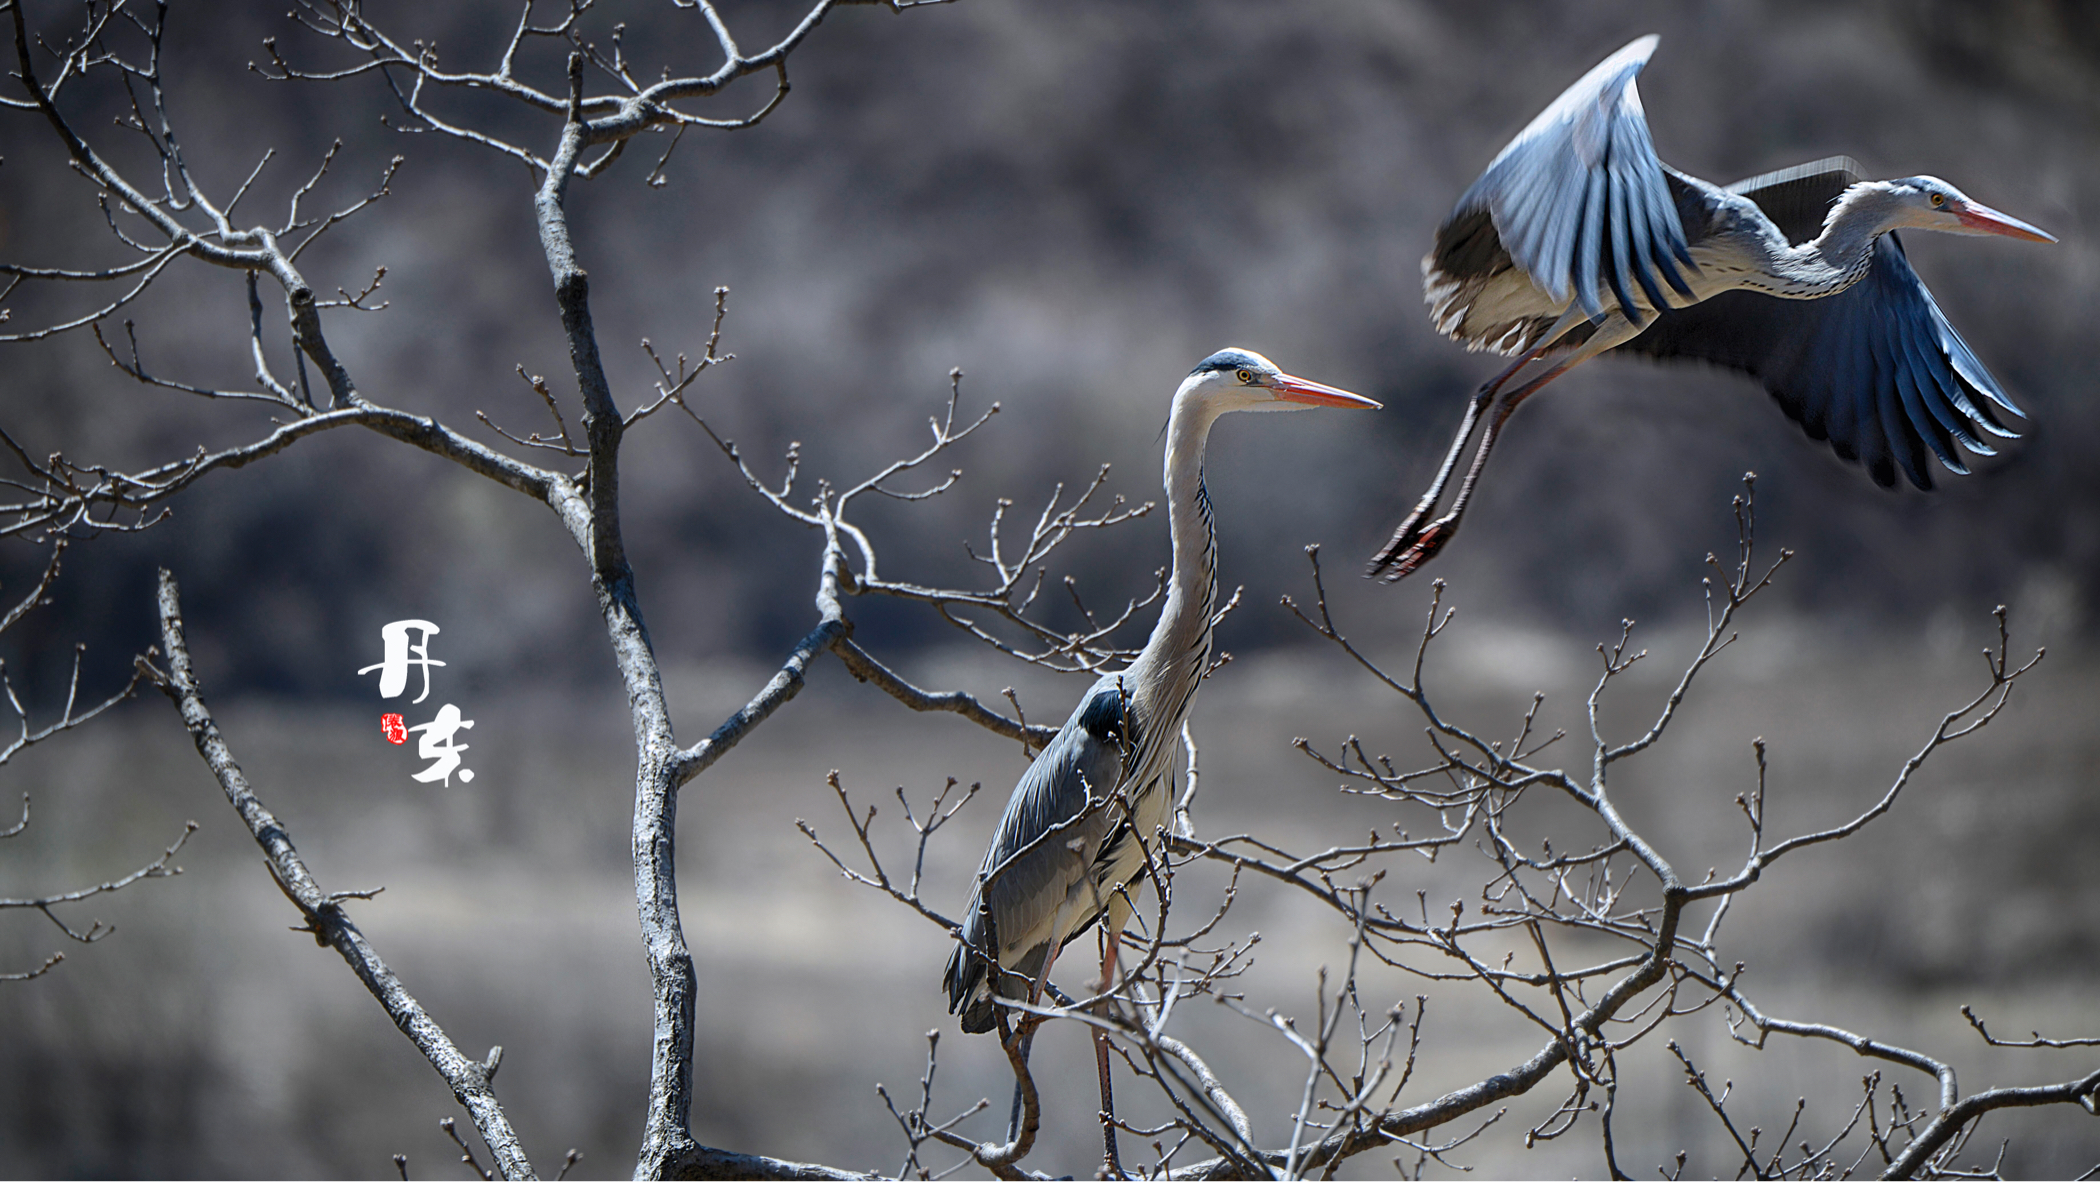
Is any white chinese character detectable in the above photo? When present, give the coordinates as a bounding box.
[406,703,475,786]
[359,619,445,704]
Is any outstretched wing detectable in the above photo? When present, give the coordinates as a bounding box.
[1620,157,2023,489]
[945,675,1126,1033]
[1427,33,1696,337]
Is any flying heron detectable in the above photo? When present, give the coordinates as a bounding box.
[944,348,1378,1172]
[1369,34,2056,580]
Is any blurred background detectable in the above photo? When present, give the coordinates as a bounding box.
[1,0,2096,1176]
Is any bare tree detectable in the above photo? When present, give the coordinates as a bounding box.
[809,476,2097,1180]
[2,2,2094,1179]
[1,1,1114,1176]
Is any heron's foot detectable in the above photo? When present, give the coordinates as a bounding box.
[1368,513,1459,581]
[1365,502,1437,575]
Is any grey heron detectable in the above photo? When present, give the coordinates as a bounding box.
[944,348,1378,1171]
[1369,34,2056,580]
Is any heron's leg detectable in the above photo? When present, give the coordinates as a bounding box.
[1094,923,1125,1180]
[1001,937,1064,1145]
[1005,1022,1038,1143]
[1368,348,1541,578]
[1026,909,1067,1011]
[1003,900,1069,1143]
[1372,359,1577,581]
[1479,348,1539,400]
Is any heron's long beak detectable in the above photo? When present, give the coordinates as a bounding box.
[1954,200,2057,243]
[1274,373,1382,409]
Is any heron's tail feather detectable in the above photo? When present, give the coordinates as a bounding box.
[957,996,997,1035]
[944,941,997,1033]
[946,938,1052,1036]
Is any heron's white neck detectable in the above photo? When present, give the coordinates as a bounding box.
[1763,182,1906,299]
[1126,393,1222,718]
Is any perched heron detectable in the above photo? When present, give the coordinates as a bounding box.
[945,348,1378,1170]
[1369,34,2056,580]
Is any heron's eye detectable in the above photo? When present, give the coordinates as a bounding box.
[1929,192,1946,207]
[1235,368,1255,384]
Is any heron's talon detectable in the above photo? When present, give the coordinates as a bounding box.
[1377,519,1458,582]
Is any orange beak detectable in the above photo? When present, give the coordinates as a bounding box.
[1274,373,1382,409]
[1954,199,2057,243]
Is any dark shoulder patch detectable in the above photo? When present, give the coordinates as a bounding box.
[1077,684,1126,744]
[1431,203,1509,281]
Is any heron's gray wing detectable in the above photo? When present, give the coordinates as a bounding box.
[946,675,1126,1031]
[1619,234,2022,489]
[1620,157,2022,489]
[1434,34,1694,326]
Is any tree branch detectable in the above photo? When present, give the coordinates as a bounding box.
[142,568,536,1180]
